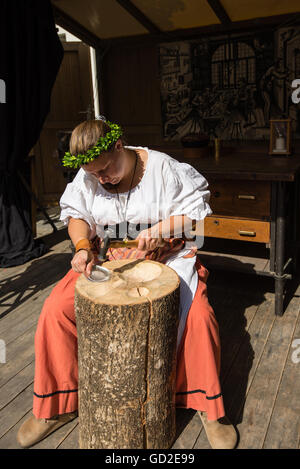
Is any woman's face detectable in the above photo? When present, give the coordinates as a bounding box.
[81,140,126,187]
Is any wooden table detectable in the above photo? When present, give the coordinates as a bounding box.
[158,145,300,316]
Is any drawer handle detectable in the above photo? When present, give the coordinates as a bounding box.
[238,230,256,237]
[238,194,256,200]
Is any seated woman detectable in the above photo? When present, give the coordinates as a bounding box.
[17,118,237,449]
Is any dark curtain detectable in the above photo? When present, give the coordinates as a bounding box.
[0,0,64,267]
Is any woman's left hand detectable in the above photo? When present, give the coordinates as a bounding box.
[136,227,165,252]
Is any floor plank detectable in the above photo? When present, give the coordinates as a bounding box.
[56,422,79,449]
[0,327,35,388]
[0,251,71,321]
[262,310,300,449]
[0,362,34,411]
[0,409,32,449]
[200,250,269,275]
[0,291,49,345]
[0,383,33,439]
[235,296,299,449]
[172,411,201,449]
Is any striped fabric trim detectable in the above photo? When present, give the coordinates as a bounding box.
[34,389,78,398]
[34,388,221,401]
[176,389,222,400]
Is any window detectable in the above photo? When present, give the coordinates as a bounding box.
[211,41,256,89]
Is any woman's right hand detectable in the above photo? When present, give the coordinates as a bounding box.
[71,249,94,276]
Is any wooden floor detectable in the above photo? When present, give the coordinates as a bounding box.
[0,227,299,449]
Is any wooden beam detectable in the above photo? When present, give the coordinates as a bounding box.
[52,5,102,49]
[100,12,300,48]
[115,0,161,34]
[206,0,231,24]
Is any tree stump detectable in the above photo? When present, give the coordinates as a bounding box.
[75,258,180,449]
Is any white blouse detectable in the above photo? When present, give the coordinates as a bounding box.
[60,146,212,347]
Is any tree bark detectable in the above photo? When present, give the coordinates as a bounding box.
[75,259,180,449]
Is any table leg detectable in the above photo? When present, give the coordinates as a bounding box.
[292,173,300,275]
[274,181,286,316]
[270,182,277,272]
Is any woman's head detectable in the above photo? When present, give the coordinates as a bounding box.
[69,119,129,186]
[69,119,115,156]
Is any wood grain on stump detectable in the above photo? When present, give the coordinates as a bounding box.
[75,259,180,449]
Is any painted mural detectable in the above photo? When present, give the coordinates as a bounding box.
[159,26,300,141]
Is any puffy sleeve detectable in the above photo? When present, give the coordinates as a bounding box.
[59,182,96,231]
[163,159,212,221]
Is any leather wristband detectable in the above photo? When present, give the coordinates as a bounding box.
[75,239,92,253]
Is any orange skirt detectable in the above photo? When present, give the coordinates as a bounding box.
[33,256,225,421]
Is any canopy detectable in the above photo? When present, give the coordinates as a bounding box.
[51,0,300,47]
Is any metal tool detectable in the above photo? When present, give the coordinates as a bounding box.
[98,231,165,263]
[86,235,140,283]
[97,235,142,263]
[87,232,166,283]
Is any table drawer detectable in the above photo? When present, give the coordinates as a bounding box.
[204,216,270,243]
[209,180,271,219]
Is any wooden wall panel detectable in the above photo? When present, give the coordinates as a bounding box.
[47,50,82,122]
[103,45,164,146]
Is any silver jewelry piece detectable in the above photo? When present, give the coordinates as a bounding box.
[87,265,111,283]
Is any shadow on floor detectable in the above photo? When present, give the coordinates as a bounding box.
[38,227,69,250]
[0,230,72,320]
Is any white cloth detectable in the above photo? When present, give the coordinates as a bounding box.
[60,146,212,347]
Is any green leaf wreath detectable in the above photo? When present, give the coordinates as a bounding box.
[62,121,123,169]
